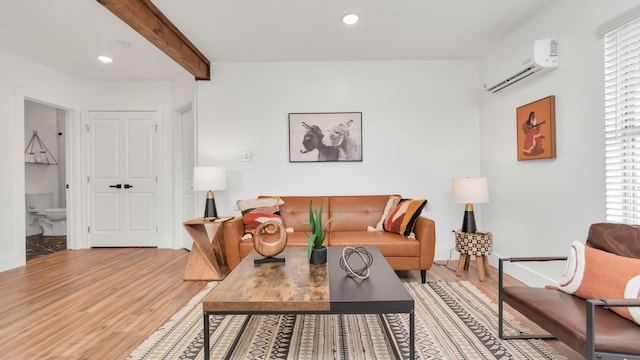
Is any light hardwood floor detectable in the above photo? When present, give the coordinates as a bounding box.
[0,249,582,359]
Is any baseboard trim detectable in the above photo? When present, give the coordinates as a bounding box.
[435,247,560,287]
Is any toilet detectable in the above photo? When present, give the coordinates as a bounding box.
[25,193,67,236]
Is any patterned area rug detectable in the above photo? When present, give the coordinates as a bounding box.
[128,281,565,360]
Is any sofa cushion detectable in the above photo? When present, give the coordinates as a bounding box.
[330,231,420,257]
[381,198,427,237]
[266,196,330,232]
[558,241,640,325]
[330,195,396,232]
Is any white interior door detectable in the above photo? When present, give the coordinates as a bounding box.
[181,109,195,248]
[88,111,158,247]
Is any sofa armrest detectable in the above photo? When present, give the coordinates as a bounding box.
[223,217,245,270]
[413,216,436,270]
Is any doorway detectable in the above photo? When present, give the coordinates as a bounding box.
[86,111,159,247]
[24,100,68,260]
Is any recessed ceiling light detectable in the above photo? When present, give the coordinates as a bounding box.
[342,14,359,25]
[97,55,113,63]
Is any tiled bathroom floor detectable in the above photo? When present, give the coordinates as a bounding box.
[26,235,67,261]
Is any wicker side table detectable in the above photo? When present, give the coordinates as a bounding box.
[454,230,493,281]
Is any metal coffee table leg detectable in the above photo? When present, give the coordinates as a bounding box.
[203,312,210,360]
[410,309,415,359]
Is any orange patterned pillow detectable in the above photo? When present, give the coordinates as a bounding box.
[375,196,402,231]
[382,198,427,238]
[558,241,640,325]
[237,198,284,237]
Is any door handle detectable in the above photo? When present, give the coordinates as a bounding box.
[109,184,122,189]
[124,184,133,189]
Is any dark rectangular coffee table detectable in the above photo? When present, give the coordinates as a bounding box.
[202,246,415,359]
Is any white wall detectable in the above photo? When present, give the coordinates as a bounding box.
[479,0,640,286]
[171,73,197,248]
[172,72,197,110]
[0,47,81,272]
[196,61,481,256]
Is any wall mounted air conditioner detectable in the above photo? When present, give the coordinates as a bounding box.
[483,38,558,93]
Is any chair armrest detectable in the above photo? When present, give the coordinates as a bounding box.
[586,298,640,357]
[597,298,640,307]
[413,216,436,270]
[222,217,245,270]
[499,256,567,285]
[498,257,567,287]
[501,256,568,263]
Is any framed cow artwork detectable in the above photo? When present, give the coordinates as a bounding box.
[288,112,362,163]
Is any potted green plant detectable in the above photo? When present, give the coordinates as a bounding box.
[302,200,341,265]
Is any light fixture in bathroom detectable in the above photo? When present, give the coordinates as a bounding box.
[342,14,359,25]
[97,55,113,63]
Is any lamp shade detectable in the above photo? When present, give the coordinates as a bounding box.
[193,167,227,191]
[452,177,489,204]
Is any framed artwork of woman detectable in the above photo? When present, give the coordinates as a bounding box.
[516,95,556,161]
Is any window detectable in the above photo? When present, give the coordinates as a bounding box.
[605,15,640,224]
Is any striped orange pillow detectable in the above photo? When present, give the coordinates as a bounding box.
[558,241,640,325]
[383,198,427,238]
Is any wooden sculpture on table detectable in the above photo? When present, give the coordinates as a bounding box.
[253,220,287,264]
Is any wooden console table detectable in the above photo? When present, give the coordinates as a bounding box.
[183,217,232,281]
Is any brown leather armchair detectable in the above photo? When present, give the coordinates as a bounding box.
[498,223,640,360]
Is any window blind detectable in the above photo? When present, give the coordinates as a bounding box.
[598,5,640,38]
[605,15,640,224]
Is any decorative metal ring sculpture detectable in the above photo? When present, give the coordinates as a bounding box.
[253,220,287,258]
[339,246,373,280]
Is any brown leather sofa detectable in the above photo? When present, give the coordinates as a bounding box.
[223,195,436,283]
[498,223,640,360]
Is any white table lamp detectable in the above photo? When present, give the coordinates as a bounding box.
[452,177,489,233]
[193,167,227,219]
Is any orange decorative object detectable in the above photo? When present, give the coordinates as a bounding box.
[253,220,287,258]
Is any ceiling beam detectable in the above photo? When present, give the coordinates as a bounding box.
[97,0,210,81]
